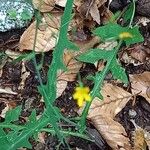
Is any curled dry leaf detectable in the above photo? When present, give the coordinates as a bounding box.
[80,83,132,149]
[130,72,150,103]
[19,20,58,52]
[32,0,56,12]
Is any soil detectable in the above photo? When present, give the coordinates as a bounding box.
[0,0,150,150]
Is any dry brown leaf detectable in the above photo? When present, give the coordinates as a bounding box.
[77,0,106,23]
[89,3,100,24]
[18,62,30,90]
[81,83,132,149]
[0,87,17,95]
[56,80,67,98]
[91,115,131,150]
[55,0,67,7]
[130,72,150,103]
[56,37,100,97]
[32,0,55,12]
[43,12,62,29]
[19,20,58,52]
[5,49,21,59]
[0,102,9,118]
[57,51,82,81]
[95,0,107,8]
[89,83,132,118]
[130,45,147,62]
[100,7,113,24]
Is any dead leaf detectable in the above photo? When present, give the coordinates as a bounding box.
[90,115,131,149]
[0,102,9,118]
[130,72,150,103]
[79,83,132,149]
[100,7,113,24]
[95,0,107,8]
[0,87,17,95]
[19,20,58,52]
[38,132,46,143]
[89,3,100,24]
[121,52,143,66]
[55,0,67,7]
[18,62,30,90]
[77,0,106,23]
[43,12,62,29]
[32,0,55,12]
[56,80,67,98]
[5,49,21,59]
[0,99,17,118]
[130,45,147,62]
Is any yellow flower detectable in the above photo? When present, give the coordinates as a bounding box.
[73,86,91,107]
[119,32,133,39]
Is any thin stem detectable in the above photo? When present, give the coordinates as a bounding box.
[129,0,135,27]
[79,40,123,132]
[41,128,94,142]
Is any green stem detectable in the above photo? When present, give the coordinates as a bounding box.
[8,114,50,150]
[41,128,94,142]
[79,40,123,132]
[129,0,135,27]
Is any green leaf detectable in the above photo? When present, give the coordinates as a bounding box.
[93,23,144,45]
[77,48,114,64]
[93,23,124,40]
[25,110,37,128]
[122,3,134,24]
[0,129,11,150]
[5,106,22,123]
[110,59,128,84]
[123,26,144,46]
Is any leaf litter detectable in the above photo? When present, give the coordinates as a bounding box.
[0,0,150,149]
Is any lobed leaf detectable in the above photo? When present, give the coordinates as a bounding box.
[93,23,144,45]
